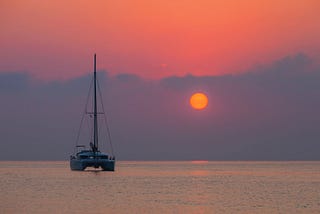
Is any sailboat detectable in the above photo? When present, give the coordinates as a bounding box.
[70,54,115,171]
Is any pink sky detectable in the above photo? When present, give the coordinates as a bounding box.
[1,0,320,80]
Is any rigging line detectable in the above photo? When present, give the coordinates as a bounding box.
[74,75,94,154]
[74,109,86,155]
[97,77,114,156]
[97,78,115,157]
[99,118,108,152]
[87,79,94,145]
[86,114,93,144]
[98,117,105,151]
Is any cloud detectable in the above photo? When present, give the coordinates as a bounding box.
[1,53,320,160]
[0,72,30,92]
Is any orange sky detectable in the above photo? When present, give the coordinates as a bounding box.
[1,0,320,80]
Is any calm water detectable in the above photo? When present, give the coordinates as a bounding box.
[1,161,320,213]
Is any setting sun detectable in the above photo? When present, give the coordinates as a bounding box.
[190,93,208,110]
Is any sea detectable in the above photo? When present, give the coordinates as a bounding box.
[1,161,319,213]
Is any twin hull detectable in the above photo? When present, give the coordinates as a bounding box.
[70,158,115,171]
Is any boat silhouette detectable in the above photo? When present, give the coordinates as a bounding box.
[70,54,115,171]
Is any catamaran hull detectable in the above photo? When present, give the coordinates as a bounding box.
[70,159,115,171]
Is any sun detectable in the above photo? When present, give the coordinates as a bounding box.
[190,92,208,110]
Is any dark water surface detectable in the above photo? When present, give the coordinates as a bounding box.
[1,161,320,213]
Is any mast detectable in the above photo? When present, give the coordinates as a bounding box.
[93,54,98,151]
